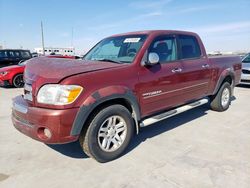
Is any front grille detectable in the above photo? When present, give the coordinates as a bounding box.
[23,83,33,101]
[241,79,250,83]
[242,69,250,74]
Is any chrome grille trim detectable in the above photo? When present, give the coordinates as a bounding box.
[24,83,32,92]
[24,83,33,101]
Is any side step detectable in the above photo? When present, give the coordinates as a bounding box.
[140,98,209,127]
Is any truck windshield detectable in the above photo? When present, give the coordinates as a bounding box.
[242,54,250,63]
[84,35,147,64]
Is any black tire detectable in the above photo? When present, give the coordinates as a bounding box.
[13,74,24,88]
[79,105,135,163]
[210,82,231,112]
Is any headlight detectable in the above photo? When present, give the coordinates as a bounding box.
[0,71,9,76]
[37,84,83,105]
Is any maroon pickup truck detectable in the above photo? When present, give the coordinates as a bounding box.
[12,30,241,162]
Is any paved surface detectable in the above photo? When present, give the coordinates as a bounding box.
[0,86,250,188]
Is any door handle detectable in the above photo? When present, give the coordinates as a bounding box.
[172,68,182,73]
[202,64,210,68]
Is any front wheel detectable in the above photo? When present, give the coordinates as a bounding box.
[210,82,232,112]
[79,105,135,162]
[12,74,24,88]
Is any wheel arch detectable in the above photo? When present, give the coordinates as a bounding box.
[70,88,141,136]
[212,68,235,95]
[11,73,24,86]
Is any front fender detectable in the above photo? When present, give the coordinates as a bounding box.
[70,86,141,136]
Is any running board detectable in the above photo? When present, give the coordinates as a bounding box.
[140,98,209,127]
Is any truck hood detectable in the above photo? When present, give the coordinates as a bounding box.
[24,57,125,84]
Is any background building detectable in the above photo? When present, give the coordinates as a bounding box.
[34,47,75,56]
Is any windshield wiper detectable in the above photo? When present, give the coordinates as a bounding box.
[97,58,123,64]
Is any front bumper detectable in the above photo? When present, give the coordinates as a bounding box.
[240,73,250,85]
[12,95,79,144]
[0,79,11,87]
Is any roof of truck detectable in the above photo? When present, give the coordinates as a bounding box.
[110,30,198,37]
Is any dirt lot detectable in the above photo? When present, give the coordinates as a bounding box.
[0,86,250,188]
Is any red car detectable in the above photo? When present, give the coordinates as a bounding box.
[0,55,79,88]
[12,30,241,162]
[0,61,26,87]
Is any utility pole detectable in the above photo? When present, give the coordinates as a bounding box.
[41,21,45,55]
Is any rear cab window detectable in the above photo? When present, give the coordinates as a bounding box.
[178,35,201,59]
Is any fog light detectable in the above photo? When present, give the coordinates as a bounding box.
[38,127,52,140]
[44,128,52,138]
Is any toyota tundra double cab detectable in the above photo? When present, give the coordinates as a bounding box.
[12,30,242,162]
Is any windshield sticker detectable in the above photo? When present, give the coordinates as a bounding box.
[123,38,141,43]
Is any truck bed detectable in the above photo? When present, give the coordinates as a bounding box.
[208,55,242,86]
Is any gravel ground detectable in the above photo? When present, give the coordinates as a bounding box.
[0,86,250,188]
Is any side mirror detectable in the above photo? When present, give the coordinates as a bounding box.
[147,52,159,66]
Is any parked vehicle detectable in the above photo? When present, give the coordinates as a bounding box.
[240,53,250,85]
[12,30,242,162]
[0,55,78,88]
[0,61,26,88]
[31,52,38,58]
[0,49,32,68]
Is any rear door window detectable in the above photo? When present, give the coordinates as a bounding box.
[178,35,201,59]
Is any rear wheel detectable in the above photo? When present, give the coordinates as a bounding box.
[210,82,231,112]
[79,105,134,163]
[13,74,24,88]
